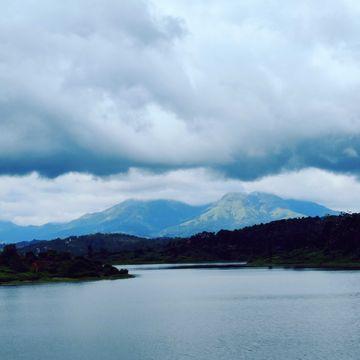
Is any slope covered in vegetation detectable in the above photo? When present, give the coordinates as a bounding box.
[98,213,360,267]
[0,244,130,285]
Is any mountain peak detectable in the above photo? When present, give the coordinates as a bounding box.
[220,192,247,201]
[219,191,282,203]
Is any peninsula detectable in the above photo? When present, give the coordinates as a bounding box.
[0,245,131,285]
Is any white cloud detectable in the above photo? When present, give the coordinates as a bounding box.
[0,167,358,226]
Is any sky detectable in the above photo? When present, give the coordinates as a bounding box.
[1,0,360,225]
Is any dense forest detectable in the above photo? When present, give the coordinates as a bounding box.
[94,213,360,266]
[10,213,360,268]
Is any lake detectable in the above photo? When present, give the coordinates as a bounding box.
[1,265,360,360]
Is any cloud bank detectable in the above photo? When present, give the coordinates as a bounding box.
[0,0,360,179]
[0,168,358,226]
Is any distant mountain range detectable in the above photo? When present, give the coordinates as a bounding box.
[0,192,338,243]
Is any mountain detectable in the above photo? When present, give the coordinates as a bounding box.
[0,220,51,244]
[47,199,208,239]
[0,192,338,243]
[0,200,207,243]
[161,192,338,236]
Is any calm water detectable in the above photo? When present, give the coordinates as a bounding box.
[1,265,360,360]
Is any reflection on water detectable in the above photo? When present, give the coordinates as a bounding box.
[126,262,247,270]
[1,266,360,360]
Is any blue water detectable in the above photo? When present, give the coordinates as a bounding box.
[1,265,360,360]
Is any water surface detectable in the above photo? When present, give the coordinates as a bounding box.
[1,265,360,360]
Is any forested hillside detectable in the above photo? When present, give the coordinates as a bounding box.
[14,213,360,267]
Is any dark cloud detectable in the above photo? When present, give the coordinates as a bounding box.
[1,0,360,179]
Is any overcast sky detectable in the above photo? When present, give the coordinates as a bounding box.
[1,0,360,225]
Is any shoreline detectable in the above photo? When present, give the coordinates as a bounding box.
[0,274,135,287]
[116,260,360,271]
[4,261,360,286]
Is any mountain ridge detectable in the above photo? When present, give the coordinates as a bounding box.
[0,192,338,243]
